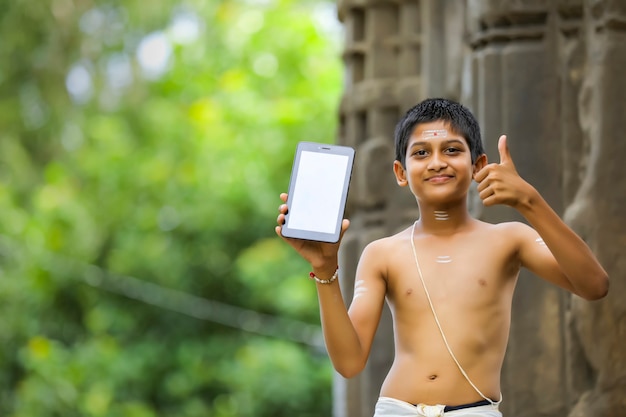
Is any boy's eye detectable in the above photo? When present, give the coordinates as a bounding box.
[445,147,460,153]
[412,149,427,157]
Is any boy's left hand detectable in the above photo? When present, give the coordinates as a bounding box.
[474,135,535,208]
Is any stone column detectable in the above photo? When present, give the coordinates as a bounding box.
[336,1,412,415]
[467,2,570,416]
[564,1,626,415]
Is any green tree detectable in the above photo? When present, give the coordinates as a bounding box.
[0,0,343,415]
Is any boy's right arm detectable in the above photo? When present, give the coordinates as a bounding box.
[276,194,386,378]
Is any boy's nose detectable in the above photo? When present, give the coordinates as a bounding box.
[427,153,447,170]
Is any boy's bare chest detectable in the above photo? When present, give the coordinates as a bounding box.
[384,235,518,310]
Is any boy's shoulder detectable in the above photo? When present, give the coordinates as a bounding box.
[469,220,539,254]
[368,225,413,247]
[487,219,535,235]
[357,228,414,275]
[358,226,412,258]
[470,220,536,243]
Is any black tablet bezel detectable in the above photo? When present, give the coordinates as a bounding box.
[280,141,355,243]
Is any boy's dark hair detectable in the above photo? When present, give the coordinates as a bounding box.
[394,98,484,166]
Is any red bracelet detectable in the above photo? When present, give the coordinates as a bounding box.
[309,266,339,284]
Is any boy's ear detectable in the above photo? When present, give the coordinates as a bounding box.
[472,153,488,178]
[393,160,408,186]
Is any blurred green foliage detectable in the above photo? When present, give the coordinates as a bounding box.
[0,0,343,415]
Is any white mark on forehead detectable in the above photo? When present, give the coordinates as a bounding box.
[434,211,449,221]
[536,237,547,247]
[422,129,448,139]
[436,255,452,264]
[353,280,368,299]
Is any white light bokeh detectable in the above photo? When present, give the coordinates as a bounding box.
[253,53,278,78]
[66,63,93,104]
[79,7,105,35]
[169,10,201,45]
[136,31,172,80]
[106,52,133,91]
[312,2,343,41]
[234,10,265,35]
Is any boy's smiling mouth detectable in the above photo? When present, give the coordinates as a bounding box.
[426,174,454,183]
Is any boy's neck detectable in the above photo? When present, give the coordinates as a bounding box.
[416,201,474,235]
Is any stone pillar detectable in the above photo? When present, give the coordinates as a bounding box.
[467,2,569,416]
[336,1,413,415]
[564,1,626,415]
[421,0,467,99]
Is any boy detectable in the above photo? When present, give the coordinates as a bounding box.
[275,98,608,417]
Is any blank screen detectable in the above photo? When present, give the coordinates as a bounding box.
[286,151,349,234]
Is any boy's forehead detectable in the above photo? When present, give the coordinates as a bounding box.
[409,122,466,143]
[421,129,448,139]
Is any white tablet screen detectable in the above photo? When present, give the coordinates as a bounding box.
[286,151,349,234]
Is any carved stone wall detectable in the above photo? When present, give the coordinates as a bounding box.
[563,1,626,415]
[334,0,626,416]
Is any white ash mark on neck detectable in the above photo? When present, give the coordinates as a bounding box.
[435,255,452,264]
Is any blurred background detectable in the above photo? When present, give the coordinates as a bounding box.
[0,0,343,415]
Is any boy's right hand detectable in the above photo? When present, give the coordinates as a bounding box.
[275,193,350,270]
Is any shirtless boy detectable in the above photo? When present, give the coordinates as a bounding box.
[275,98,608,417]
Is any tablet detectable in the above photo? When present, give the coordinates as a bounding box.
[281,141,355,243]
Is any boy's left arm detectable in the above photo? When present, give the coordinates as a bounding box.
[474,135,609,300]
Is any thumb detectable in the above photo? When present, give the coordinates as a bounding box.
[498,135,513,165]
[339,219,350,237]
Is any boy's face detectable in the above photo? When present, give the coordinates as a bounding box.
[393,121,484,205]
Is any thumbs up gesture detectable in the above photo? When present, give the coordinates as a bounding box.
[474,135,534,208]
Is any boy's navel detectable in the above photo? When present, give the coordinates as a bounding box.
[478,279,487,287]
[406,288,413,296]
